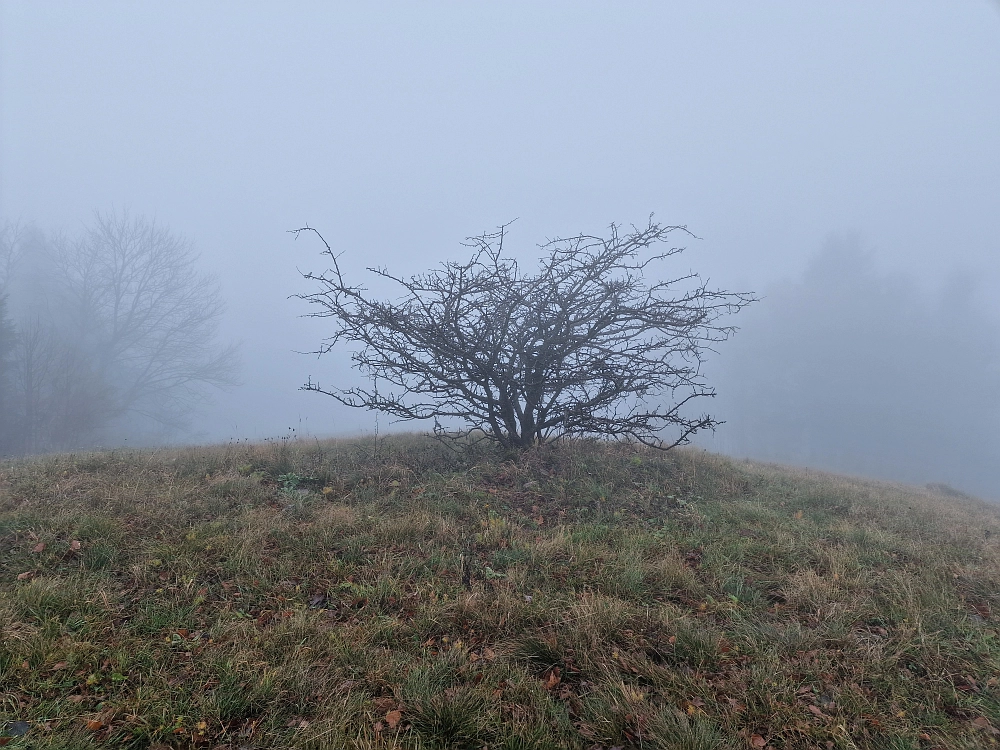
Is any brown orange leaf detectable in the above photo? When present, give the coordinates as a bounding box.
[971,716,999,733]
[544,667,561,690]
[16,571,33,581]
[85,719,104,731]
[51,661,68,670]
[807,704,827,718]
[385,710,402,729]
[32,542,46,553]
[750,735,767,749]
[70,540,82,551]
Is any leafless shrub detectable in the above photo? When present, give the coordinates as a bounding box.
[294,219,753,451]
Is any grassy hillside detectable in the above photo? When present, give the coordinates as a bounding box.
[2,435,1000,750]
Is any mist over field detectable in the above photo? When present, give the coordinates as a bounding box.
[2,3,999,497]
[699,237,1000,498]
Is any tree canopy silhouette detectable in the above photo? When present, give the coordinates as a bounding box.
[294,219,753,450]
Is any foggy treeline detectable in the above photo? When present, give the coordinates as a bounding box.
[705,237,1000,498]
[0,212,238,456]
[2,210,999,501]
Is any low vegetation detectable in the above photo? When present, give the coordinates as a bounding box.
[1,434,999,749]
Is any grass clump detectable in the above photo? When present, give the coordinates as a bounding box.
[1,434,1000,748]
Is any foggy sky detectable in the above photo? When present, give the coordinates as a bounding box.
[2,3,999,494]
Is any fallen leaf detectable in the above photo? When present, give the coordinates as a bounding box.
[385,710,402,729]
[971,716,1000,734]
[544,667,562,690]
[807,705,827,718]
[32,543,45,553]
[793,510,804,520]
[70,540,82,551]
[750,736,767,749]
[51,661,68,670]
[16,572,32,581]
[85,719,104,731]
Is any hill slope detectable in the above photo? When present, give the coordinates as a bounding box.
[2,435,1000,749]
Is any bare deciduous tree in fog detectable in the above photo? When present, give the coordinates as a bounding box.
[294,220,753,450]
[53,211,239,427]
[0,296,15,453]
[0,213,239,454]
[0,224,23,453]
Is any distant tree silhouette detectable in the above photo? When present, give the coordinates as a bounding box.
[0,212,239,454]
[0,295,15,453]
[710,236,1000,496]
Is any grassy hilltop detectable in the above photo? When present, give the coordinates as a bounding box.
[2,435,1000,750]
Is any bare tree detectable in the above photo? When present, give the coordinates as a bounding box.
[50,210,240,430]
[0,295,15,453]
[11,317,54,454]
[293,219,753,450]
[0,212,238,454]
[1,223,26,452]
[0,222,25,292]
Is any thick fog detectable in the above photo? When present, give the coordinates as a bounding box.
[699,237,1000,498]
[2,3,999,496]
